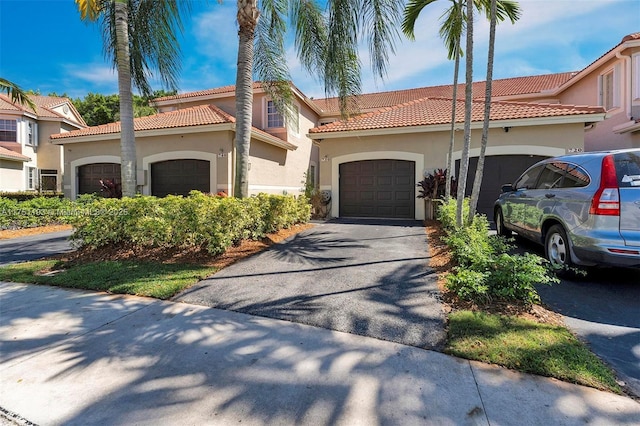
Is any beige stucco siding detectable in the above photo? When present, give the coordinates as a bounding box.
[60,131,234,198]
[317,123,586,219]
[0,160,24,191]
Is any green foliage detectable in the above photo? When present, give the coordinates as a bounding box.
[438,199,558,305]
[0,192,64,201]
[68,193,311,255]
[0,196,76,229]
[71,90,176,126]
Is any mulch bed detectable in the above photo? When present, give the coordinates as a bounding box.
[424,219,564,327]
[0,224,73,240]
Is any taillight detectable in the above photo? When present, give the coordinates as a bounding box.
[590,155,620,216]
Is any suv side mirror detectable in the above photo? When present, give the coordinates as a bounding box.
[501,184,514,193]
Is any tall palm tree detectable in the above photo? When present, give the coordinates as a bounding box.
[233,0,403,198]
[468,0,503,221]
[0,78,37,113]
[75,0,190,197]
[402,0,520,219]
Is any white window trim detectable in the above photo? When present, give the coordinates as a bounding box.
[633,53,640,101]
[598,65,621,111]
[26,166,38,190]
[263,98,285,129]
[287,104,301,137]
[0,118,18,143]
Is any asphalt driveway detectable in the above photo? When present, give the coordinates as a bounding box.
[175,219,446,350]
[0,230,74,267]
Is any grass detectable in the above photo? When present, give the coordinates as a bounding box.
[445,310,622,394]
[0,260,218,299]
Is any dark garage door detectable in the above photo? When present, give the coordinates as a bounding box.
[340,159,415,218]
[456,155,546,218]
[78,163,121,195]
[151,159,210,197]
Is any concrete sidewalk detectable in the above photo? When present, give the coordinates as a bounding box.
[1,283,639,426]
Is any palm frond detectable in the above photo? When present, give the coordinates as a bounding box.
[0,78,37,113]
[362,0,403,80]
[402,0,438,40]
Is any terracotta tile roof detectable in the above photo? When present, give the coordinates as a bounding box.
[0,146,30,161]
[312,72,576,114]
[154,82,264,102]
[309,97,604,134]
[51,104,235,139]
[0,94,86,126]
[50,104,289,147]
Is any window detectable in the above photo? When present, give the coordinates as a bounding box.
[0,119,17,142]
[40,169,58,192]
[536,162,566,189]
[26,121,38,146]
[266,100,284,128]
[561,164,589,188]
[26,167,38,190]
[515,165,543,190]
[599,66,620,111]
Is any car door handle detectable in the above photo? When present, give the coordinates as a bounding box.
[545,193,555,199]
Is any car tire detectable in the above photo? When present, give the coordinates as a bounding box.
[495,208,511,237]
[545,224,573,272]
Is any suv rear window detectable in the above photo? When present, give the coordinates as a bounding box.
[614,152,640,188]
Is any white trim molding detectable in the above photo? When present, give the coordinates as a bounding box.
[451,145,566,162]
[70,155,121,199]
[142,151,217,196]
[330,151,425,220]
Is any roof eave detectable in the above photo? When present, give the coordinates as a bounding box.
[308,113,606,140]
[51,123,236,144]
[554,39,640,95]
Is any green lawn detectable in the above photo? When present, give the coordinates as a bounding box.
[445,310,621,394]
[0,260,218,299]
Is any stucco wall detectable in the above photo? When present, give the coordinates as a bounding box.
[317,123,585,219]
[59,131,235,198]
[0,160,24,192]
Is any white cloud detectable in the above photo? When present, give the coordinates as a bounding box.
[66,64,117,86]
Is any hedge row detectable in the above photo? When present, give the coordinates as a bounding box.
[68,192,311,255]
[0,192,64,201]
[0,196,76,229]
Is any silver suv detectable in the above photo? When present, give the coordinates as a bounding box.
[494,149,640,269]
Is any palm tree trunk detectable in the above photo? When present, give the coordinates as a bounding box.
[445,43,461,202]
[468,0,497,222]
[455,0,474,227]
[234,0,259,198]
[114,0,136,197]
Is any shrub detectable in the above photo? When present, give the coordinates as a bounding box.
[68,193,310,255]
[438,198,558,305]
[0,196,76,229]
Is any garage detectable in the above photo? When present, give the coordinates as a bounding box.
[151,159,210,197]
[339,159,415,218]
[78,163,121,196]
[456,155,546,218]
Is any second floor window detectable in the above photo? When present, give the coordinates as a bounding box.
[602,71,614,110]
[0,119,17,142]
[26,122,38,146]
[266,100,284,128]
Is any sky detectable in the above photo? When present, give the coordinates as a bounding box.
[0,0,638,100]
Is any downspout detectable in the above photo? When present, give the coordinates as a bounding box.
[616,51,632,119]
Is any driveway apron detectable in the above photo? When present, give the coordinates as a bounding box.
[175,219,446,350]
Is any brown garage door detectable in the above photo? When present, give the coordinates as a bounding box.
[340,159,415,218]
[151,159,210,197]
[78,163,121,196]
[456,155,546,218]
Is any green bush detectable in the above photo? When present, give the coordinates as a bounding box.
[0,196,76,229]
[68,192,311,255]
[0,192,64,201]
[438,199,558,305]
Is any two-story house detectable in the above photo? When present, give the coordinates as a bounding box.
[51,33,637,220]
[0,95,85,193]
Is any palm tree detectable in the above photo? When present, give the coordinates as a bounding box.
[0,78,37,113]
[402,0,520,220]
[233,0,403,198]
[75,0,189,197]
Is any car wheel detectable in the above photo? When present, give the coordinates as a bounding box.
[495,208,511,237]
[545,224,573,270]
